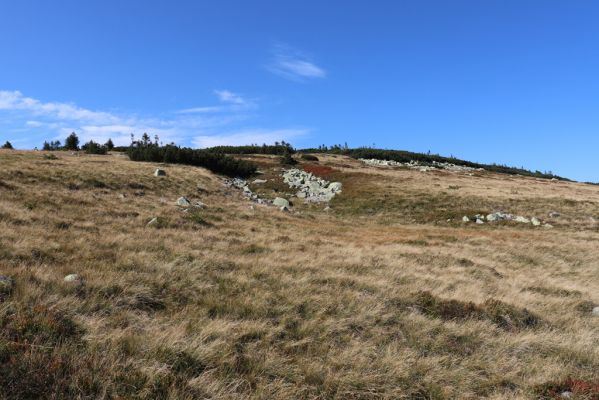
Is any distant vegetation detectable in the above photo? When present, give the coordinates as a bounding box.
[42,133,115,154]
[127,133,257,177]
[205,141,295,155]
[1,141,13,149]
[299,145,568,181]
[34,133,568,181]
[81,140,108,155]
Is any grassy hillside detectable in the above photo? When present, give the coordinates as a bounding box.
[0,150,598,399]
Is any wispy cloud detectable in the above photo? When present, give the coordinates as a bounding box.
[0,90,308,149]
[267,43,326,82]
[214,89,246,105]
[177,89,254,115]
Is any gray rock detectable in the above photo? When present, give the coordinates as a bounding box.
[560,391,572,399]
[531,217,541,226]
[280,206,289,212]
[544,223,554,229]
[194,201,207,209]
[0,276,14,295]
[462,216,470,222]
[548,211,561,218]
[147,217,159,227]
[592,306,599,316]
[154,168,166,177]
[64,274,82,283]
[252,179,267,184]
[514,216,530,224]
[475,218,484,224]
[176,197,191,207]
[273,197,290,208]
[328,182,343,191]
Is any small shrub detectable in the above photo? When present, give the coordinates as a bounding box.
[301,154,319,161]
[280,152,297,165]
[1,141,13,149]
[401,291,542,331]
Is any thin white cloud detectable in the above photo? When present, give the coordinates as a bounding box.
[267,43,326,82]
[177,89,254,114]
[177,106,225,114]
[214,89,246,105]
[193,128,308,148]
[0,90,309,149]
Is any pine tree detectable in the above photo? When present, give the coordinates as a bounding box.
[64,132,79,150]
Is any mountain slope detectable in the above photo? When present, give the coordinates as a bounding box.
[0,150,598,399]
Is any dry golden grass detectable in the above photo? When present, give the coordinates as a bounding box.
[1,149,599,399]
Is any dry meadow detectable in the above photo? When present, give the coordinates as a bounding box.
[1,150,598,399]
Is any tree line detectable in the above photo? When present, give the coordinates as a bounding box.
[41,133,114,154]
[127,133,257,178]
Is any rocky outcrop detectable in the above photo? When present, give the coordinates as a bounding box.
[360,158,483,173]
[282,169,342,203]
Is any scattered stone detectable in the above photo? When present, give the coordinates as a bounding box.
[64,274,82,284]
[548,211,561,218]
[176,197,191,207]
[273,197,290,208]
[463,212,547,227]
[360,158,484,173]
[194,201,207,209]
[154,168,166,177]
[280,206,289,212]
[560,391,572,399]
[324,206,331,211]
[249,205,254,210]
[0,275,14,295]
[592,306,599,316]
[118,193,126,199]
[486,212,514,222]
[544,224,554,229]
[252,179,267,184]
[147,217,159,227]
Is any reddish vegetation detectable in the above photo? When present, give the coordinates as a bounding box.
[539,378,599,399]
[302,164,336,178]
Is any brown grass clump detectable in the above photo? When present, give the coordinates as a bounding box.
[0,149,599,398]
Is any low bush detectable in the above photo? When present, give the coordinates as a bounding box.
[300,154,319,161]
[127,141,257,178]
[280,152,297,166]
[205,143,295,155]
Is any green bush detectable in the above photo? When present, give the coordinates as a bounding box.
[280,152,297,166]
[127,139,257,178]
[300,154,319,161]
[82,141,108,155]
[206,141,294,155]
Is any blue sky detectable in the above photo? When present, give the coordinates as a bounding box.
[1,1,598,181]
